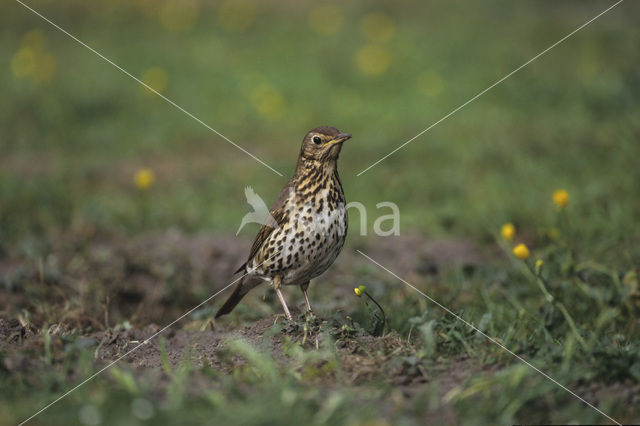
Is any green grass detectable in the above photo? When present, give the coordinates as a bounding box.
[1,0,639,424]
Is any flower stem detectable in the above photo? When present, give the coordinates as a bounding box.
[525,261,587,350]
[364,291,386,330]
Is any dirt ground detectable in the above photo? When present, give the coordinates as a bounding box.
[0,304,484,423]
[2,231,638,424]
[0,231,491,411]
[0,229,487,328]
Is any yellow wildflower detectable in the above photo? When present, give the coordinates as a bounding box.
[249,83,285,120]
[535,259,544,275]
[33,53,56,84]
[513,244,530,260]
[11,47,36,78]
[11,30,56,84]
[134,168,155,190]
[140,67,168,95]
[21,30,46,51]
[355,44,391,76]
[500,223,515,242]
[553,189,569,208]
[354,285,367,297]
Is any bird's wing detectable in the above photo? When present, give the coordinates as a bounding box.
[235,183,293,274]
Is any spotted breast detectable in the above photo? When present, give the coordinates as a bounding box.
[249,165,347,286]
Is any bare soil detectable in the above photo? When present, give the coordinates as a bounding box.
[0,230,487,327]
[2,231,636,423]
[0,231,492,411]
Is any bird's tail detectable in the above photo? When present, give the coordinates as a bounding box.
[215,275,262,318]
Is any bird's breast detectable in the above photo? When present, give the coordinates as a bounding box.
[248,173,347,284]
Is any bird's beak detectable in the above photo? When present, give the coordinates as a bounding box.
[326,133,352,147]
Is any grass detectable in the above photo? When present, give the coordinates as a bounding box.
[1,0,639,424]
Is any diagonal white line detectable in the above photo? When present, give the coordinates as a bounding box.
[20,185,341,423]
[357,0,624,176]
[18,250,280,425]
[13,0,284,177]
[356,249,622,425]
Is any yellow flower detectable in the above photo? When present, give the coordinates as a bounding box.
[21,29,46,51]
[249,83,285,120]
[355,44,391,76]
[535,259,544,275]
[33,53,56,84]
[134,168,155,190]
[308,4,343,36]
[361,12,395,42]
[11,30,56,84]
[500,223,515,242]
[11,47,36,78]
[140,67,168,95]
[354,285,367,297]
[553,189,569,208]
[513,244,530,260]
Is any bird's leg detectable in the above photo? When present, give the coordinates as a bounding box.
[273,275,292,321]
[300,281,312,313]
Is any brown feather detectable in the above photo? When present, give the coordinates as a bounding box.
[220,185,295,315]
[243,183,293,267]
[215,275,263,318]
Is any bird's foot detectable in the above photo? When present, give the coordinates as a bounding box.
[301,309,317,322]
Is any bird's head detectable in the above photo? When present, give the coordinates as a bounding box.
[298,126,352,163]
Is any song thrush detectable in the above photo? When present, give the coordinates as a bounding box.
[215,126,351,320]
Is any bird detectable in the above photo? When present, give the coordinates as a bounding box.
[215,126,352,320]
[236,186,277,236]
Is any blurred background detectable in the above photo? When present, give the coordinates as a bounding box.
[1,1,640,424]
[1,0,637,250]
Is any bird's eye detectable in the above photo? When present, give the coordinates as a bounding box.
[313,136,322,144]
